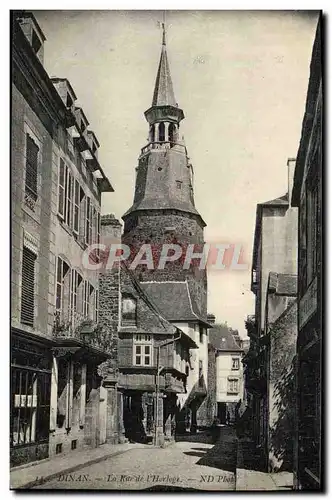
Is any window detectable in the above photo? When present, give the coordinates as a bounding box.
[199,326,204,343]
[232,358,240,370]
[83,280,94,319]
[176,180,182,189]
[73,180,80,235]
[133,334,153,366]
[31,29,42,54]
[97,212,101,260]
[95,289,99,322]
[58,159,66,218]
[58,159,73,229]
[122,296,137,326]
[159,122,165,142]
[25,134,39,209]
[65,168,73,227]
[11,367,50,449]
[56,257,70,318]
[306,180,318,285]
[21,247,37,327]
[71,269,83,318]
[85,197,91,245]
[91,206,97,245]
[79,187,86,242]
[198,360,203,387]
[227,377,239,394]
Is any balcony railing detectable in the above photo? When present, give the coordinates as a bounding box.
[140,141,186,155]
[53,310,113,356]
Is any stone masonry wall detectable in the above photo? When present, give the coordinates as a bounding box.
[123,210,207,316]
[268,299,297,472]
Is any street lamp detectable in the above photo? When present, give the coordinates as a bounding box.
[154,332,182,446]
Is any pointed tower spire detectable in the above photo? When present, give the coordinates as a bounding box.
[152,23,177,107]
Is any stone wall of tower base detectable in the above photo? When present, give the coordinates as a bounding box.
[123,210,208,316]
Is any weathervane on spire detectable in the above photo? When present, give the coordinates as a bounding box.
[157,10,169,46]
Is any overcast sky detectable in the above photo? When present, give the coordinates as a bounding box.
[34,10,318,337]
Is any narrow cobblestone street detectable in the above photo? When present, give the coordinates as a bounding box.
[35,428,237,491]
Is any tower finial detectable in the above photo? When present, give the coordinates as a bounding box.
[162,22,166,46]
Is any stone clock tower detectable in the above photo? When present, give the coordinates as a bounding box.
[122,25,207,317]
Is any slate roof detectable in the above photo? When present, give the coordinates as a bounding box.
[209,324,243,352]
[120,265,198,348]
[268,272,297,296]
[140,281,211,327]
[152,28,176,107]
[122,198,206,227]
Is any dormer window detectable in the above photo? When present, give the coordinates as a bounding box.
[17,13,45,64]
[52,78,77,113]
[66,94,73,109]
[121,295,137,326]
[74,108,89,137]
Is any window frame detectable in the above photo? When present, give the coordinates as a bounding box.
[24,133,39,207]
[227,377,239,394]
[133,334,153,367]
[73,179,80,235]
[231,358,240,370]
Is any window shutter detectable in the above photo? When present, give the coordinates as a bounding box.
[58,159,66,218]
[25,135,39,201]
[85,197,91,245]
[65,169,73,227]
[73,180,80,234]
[97,212,101,260]
[95,289,99,322]
[56,257,63,310]
[91,206,96,244]
[21,247,37,326]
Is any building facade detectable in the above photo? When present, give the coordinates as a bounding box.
[264,272,297,472]
[11,12,114,467]
[208,318,244,425]
[291,18,322,490]
[243,160,298,464]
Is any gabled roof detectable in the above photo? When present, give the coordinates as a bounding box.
[119,264,198,348]
[152,26,177,107]
[140,281,211,327]
[209,324,243,352]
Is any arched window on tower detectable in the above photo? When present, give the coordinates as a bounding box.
[168,123,175,145]
[150,125,155,143]
[159,122,165,142]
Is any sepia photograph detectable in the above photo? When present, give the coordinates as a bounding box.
[10,8,322,491]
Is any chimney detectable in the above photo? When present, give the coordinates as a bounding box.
[287,158,296,208]
[101,214,122,246]
[207,313,216,325]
